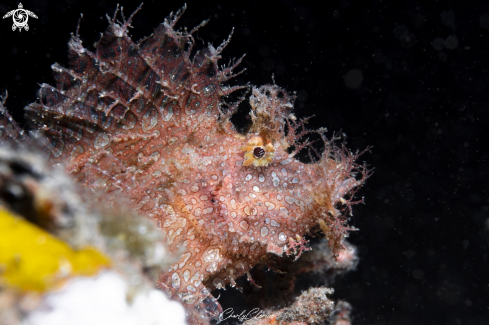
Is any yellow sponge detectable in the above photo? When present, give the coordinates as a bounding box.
[0,208,110,292]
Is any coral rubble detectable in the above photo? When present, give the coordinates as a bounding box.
[243,287,351,325]
[0,101,183,325]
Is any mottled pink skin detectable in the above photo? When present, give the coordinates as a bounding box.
[21,5,368,320]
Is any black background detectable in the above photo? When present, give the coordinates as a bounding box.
[1,1,488,324]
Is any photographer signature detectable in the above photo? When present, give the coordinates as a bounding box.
[220,307,273,323]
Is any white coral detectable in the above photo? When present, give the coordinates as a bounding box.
[22,271,186,325]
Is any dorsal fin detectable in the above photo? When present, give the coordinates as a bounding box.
[24,5,246,165]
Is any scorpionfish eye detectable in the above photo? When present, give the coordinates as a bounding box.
[241,136,275,167]
[253,147,266,158]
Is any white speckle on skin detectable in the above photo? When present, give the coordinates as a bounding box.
[240,220,249,230]
[273,177,280,187]
[183,270,190,282]
[280,158,293,165]
[178,189,187,195]
[171,273,181,290]
[285,196,294,204]
[203,207,213,214]
[271,220,280,227]
[265,202,275,210]
[279,232,287,242]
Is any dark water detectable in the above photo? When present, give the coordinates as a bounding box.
[1,1,488,324]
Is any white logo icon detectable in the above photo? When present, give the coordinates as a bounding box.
[3,3,37,32]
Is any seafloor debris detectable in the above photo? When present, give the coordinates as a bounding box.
[0,143,183,324]
[0,4,370,324]
[243,287,351,325]
[238,238,359,313]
